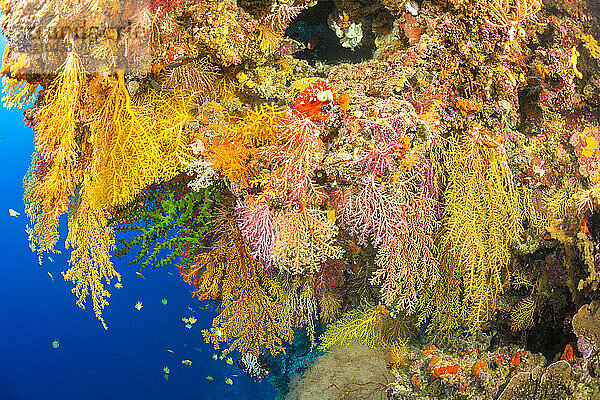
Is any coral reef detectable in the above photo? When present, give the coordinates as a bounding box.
[4,0,600,397]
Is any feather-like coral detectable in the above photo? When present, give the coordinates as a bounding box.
[33,52,84,222]
[180,212,293,356]
[113,185,217,271]
[85,72,198,208]
[317,307,389,351]
[273,206,343,274]
[1,77,37,109]
[260,116,326,203]
[235,198,277,272]
[341,178,407,247]
[420,135,523,337]
[163,57,221,95]
[63,183,120,330]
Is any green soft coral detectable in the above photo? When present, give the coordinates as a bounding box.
[112,183,220,271]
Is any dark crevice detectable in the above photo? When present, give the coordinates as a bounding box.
[284,0,375,65]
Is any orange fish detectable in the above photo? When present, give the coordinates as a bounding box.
[423,345,439,356]
[338,93,350,116]
[560,343,574,361]
[411,375,421,388]
[433,365,459,378]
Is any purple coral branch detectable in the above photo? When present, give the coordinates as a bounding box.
[314,258,343,299]
[260,116,326,203]
[234,198,277,273]
[341,178,408,247]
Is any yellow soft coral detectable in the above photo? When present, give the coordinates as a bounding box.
[317,307,388,351]
[1,77,37,109]
[419,135,523,340]
[63,182,120,330]
[25,52,85,254]
[180,214,292,356]
[206,141,258,188]
[33,52,84,215]
[86,72,198,208]
[225,103,287,147]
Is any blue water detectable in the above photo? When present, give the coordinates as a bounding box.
[0,36,276,400]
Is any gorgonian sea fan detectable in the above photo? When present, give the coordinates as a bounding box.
[340,178,409,247]
[273,206,343,274]
[260,115,326,203]
[352,112,418,178]
[315,258,343,299]
[234,198,277,272]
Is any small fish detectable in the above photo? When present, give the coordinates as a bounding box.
[225,357,233,365]
[135,301,143,310]
[206,376,213,381]
[410,375,421,388]
[163,374,169,381]
[52,340,60,349]
[182,318,189,323]
[219,354,225,360]
[560,343,574,361]
[168,272,174,276]
[187,306,194,312]
[188,317,197,324]
[135,271,146,280]
[338,93,350,116]
[181,359,192,366]
[212,354,218,360]
[166,349,174,354]
[163,366,170,374]
[8,209,19,217]
[47,256,54,263]
[114,282,123,289]
[47,271,54,282]
[161,298,167,305]
[185,324,192,329]
[225,378,233,385]
[307,36,319,50]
